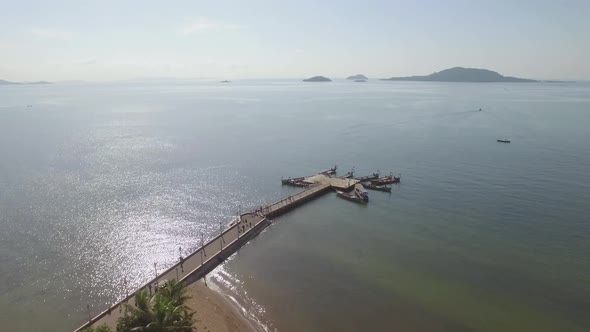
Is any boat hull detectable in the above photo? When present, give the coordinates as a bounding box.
[371,177,400,185]
[364,185,391,192]
[354,173,380,182]
[336,191,368,204]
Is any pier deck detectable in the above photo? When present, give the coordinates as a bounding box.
[303,174,360,190]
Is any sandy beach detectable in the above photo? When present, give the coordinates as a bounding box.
[185,279,261,332]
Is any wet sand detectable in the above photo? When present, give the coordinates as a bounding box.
[185,279,260,332]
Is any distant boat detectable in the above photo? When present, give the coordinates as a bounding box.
[220,80,231,83]
[354,79,367,82]
[497,139,511,143]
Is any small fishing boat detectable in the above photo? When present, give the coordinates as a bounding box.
[320,165,338,176]
[281,176,312,187]
[342,168,355,178]
[281,177,304,185]
[371,173,400,185]
[364,183,392,192]
[336,189,368,204]
[497,139,511,143]
[355,186,369,202]
[354,172,380,182]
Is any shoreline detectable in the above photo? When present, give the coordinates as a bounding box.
[185,279,264,332]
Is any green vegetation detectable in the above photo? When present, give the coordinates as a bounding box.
[84,280,195,332]
[82,325,114,332]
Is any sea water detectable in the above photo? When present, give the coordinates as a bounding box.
[0,80,588,331]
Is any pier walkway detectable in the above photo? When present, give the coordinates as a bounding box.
[75,183,332,331]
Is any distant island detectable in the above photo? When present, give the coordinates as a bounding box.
[347,74,368,80]
[303,76,332,82]
[382,67,537,83]
[0,79,51,85]
[354,79,367,82]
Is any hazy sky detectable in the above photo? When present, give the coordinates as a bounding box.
[1,0,588,81]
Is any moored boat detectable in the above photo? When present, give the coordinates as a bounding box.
[281,176,304,185]
[320,165,338,176]
[354,172,380,182]
[288,180,311,187]
[336,190,368,204]
[355,186,369,202]
[371,172,400,185]
[497,139,511,143]
[342,168,355,178]
[364,183,392,192]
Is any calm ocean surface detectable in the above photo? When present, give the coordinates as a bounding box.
[0,80,589,332]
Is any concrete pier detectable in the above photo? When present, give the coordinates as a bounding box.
[75,183,333,331]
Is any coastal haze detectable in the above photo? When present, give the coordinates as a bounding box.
[1,80,589,331]
[1,1,589,82]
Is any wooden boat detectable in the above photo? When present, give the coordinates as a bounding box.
[371,173,400,185]
[320,165,338,176]
[364,183,391,192]
[342,168,355,178]
[282,179,311,187]
[336,189,368,204]
[355,187,369,202]
[281,177,304,185]
[497,139,511,143]
[354,172,380,182]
